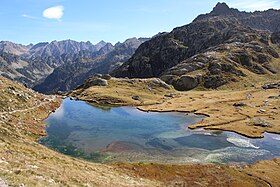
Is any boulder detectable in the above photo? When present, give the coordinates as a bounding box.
[262,82,280,89]
[83,78,108,89]
[160,75,177,85]
[233,102,247,107]
[132,95,141,100]
[258,109,266,113]
[173,75,199,91]
[164,93,175,98]
[150,79,171,90]
[251,118,272,127]
[93,74,102,78]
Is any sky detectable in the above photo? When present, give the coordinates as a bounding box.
[0,0,280,45]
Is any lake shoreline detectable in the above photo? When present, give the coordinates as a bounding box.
[66,78,280,185]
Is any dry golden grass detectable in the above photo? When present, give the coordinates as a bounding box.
[139,89,280,138]
[70,78,175,106]
[1,75,280,186]
[113,163,268,187]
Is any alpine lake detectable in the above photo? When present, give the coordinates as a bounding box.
[40,98,280,164]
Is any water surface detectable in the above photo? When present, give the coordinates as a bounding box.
[40,98,280,164]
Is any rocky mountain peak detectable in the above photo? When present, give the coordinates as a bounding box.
[0,41,31,55]
[94,40,108,51]
[211,2,231,15]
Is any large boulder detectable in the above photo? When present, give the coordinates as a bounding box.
[172,75,199,91]
[160,75,177,84]
[82,78,108,89]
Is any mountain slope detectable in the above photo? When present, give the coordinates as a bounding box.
[112,3,280,90]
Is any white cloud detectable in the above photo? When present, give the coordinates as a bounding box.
[228,0,280,11]
[43,5,64,21]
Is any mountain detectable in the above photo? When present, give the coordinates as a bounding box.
[33,38,149,94]
[112,3,280,90]
[0,50,54,86]
[0,41,31,55]
[26,39,104,58]
[195,2,280,32]
[0,39,111,87]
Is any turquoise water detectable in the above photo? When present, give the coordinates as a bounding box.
[40,98,280,164]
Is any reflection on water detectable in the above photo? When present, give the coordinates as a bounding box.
[40,98,280,164]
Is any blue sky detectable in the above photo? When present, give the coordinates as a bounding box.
[1,0,280,45]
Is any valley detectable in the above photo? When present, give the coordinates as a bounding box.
[0,2,280,187]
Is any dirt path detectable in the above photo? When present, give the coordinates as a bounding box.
[0,98,56,116]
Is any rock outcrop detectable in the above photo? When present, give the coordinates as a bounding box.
[112,3,280,90]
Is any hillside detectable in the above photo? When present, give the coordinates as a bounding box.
[1,2,280,186]
[1,75,279,186]
[0,75,159,186]
[112,3,280,91]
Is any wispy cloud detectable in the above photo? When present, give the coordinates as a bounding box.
[22,14,44,21]
[43,5,64,21]
[228,0,280,11]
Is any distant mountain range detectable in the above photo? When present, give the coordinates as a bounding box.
[0,38,149,93]
[112,3,280,90]
[33,38,149,94]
